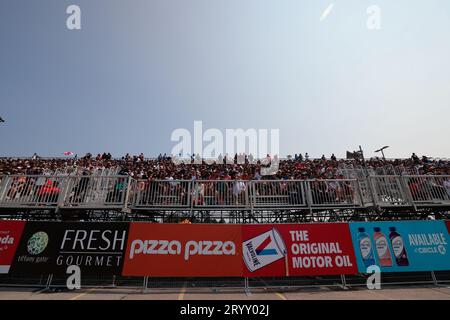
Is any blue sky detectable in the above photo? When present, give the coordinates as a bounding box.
[0,0,449,158]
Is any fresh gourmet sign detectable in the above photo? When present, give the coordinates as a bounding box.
[10,222,129,275]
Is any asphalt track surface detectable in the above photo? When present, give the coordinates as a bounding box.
[1,285,450,300]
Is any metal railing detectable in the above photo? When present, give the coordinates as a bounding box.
[251,180,307,208]
[369,176,410,207]
[62,176,131,209]
[403,175,450,205]
[1,174,450,212]
[1,271,449,292]
[0,175,67,209]
[133,180,191,209]
[308,179,361,208]
[250,180,361,209]
[192,180,250,209]
[368,175,450,208]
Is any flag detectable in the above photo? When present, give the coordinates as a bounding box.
[63,151,74,156]
[346,150,363,160]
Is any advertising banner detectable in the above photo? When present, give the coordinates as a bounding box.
[0,220,26,273]
[123,222,358,277]
[349,220,450,273]
[10,222,129,275]
[123,223,243,277]
[242,223,357,277]
[8,221,447,277]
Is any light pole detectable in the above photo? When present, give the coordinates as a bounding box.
[375,146,389,160]
[0,117,4,158]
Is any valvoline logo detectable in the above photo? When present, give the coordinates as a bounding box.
[243,228,287,272]
[255,236,279,256]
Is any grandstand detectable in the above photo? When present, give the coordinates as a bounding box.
[1,153,449,222]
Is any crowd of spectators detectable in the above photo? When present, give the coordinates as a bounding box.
[1,153,450,210]
[1,152,450,180]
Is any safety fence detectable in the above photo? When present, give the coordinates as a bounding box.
[134,180,191,208]
[0,175,450,211]
[404,175,450,205]
[1,272,449,292]
[0,175,67,209]
[369,176,410,207]
[369,175,450,209]
[62,175,130,210]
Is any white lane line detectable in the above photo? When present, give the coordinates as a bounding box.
[178,282,187,300]
[69,288,97,300]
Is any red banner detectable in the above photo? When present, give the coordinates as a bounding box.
[446,221,450,233]
[122,223,243,277]
[123,222,358,277]
[0,220,26,274]
[242,223,357,276]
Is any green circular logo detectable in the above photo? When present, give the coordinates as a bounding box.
[27,232,49,255]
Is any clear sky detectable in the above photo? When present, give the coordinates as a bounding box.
[1,0,449,158]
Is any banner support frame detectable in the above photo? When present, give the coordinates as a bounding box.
[431,271,438,286]
[142,276,148,292]
[45,274,53,291]
[244,277,251,296]
[340,274,348,290]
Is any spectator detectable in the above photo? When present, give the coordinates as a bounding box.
[411,153,420,164]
